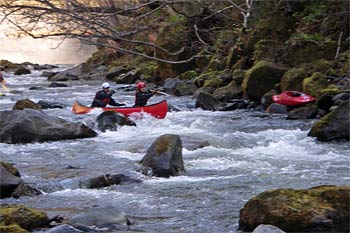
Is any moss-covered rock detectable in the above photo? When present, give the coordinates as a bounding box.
[242,60,288,101]
[280,67,309,91]
[0,162,20,177]
[213,80,243,102]
[281,40,337,67]
[0,223,28,233]
[193,70,226,88]
[239,185,350,232]
[0,204,49,231]
[253,40,281,63]
[207,55,225,71]
[12,99,42,111]
[308,100,349,141]
[302,72,329,97]
[178,70,199,81]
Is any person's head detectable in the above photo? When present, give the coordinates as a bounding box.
[102,82,110,92]
[137,82,146,92]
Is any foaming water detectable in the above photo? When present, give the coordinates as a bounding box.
[0,68,349,233]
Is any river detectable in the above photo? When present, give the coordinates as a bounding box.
[0,66,349,233]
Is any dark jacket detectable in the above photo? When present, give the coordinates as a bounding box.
[134,91,153,107]
[91,90,124,107]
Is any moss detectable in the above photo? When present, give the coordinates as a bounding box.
[0,162,20,177]
[134,61,157,79]
[203,77,223,88]
[179,70,198,81]
[0,223,28,233]
[0,204,48,231]
[193,70,226,88]
[302,72,328,97]
[280,67,308,91]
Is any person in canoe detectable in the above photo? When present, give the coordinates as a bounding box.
[91,82,126,107]
[134,82,155,107]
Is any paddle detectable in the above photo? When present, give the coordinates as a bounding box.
[110,89,128,106]
[151,90,171,96]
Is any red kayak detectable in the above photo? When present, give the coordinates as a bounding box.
[72,100,168,119]
[272,91,316,106]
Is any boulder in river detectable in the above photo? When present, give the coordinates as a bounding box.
[68,207,131,231]
[0,204,49,232]
[239,185,350,232]
[0,109,97,144]
[96,111,136,132]
[139,134,185,177]
[308,100,349,141]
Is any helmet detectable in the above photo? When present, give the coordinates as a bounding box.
[102,82,110,89]
[137,82,146,89]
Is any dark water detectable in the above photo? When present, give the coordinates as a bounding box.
[0,67,349,232]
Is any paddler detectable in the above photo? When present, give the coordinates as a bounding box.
[91,82,126,107]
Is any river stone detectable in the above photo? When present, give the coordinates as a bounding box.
[47,224,83,233]
[308,100,349,141]
[68,207,131,228]
[79,174,141,189]
[0,109,97,144]
[96,111,136,132]
[195,91,225,111]
[0,204,49,231]
[252,224,286,233]
[239,185,350,232]
[0,164,22,198]
[139,134,185,177]
[12,98,42,110]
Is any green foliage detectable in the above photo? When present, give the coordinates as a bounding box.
[292,33,334,43]
[302,2,327,22]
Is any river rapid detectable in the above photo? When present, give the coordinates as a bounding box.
[0,66,349,233]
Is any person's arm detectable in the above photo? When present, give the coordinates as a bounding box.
[108,97,125,106]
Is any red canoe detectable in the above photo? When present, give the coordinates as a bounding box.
[272,91,316,106]
[72,100,168,119]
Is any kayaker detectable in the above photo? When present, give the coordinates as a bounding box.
[91,82,126,107]
[134,82,154,107]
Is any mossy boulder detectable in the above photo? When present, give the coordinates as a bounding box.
[239,185,350,232]
[253,40,281,63]
[178,70,199,81]
[135,61,158,82]
[0,204,49,232]
[12,99,42,111]
[213,80,243,102]
[193,70,226,88]
[302,72,329,98]
[207,55,225,71]
[242,60,288,101]
[280,68,309,92]
[308,100,349,141]
[281,40,337,67]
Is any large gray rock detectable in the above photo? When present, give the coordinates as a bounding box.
[195,91,225,111]
[0,164,22,198]
[308,101,349,141]
[0,109,97,143]
[140,134,185,177]
[96,111,136,132]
